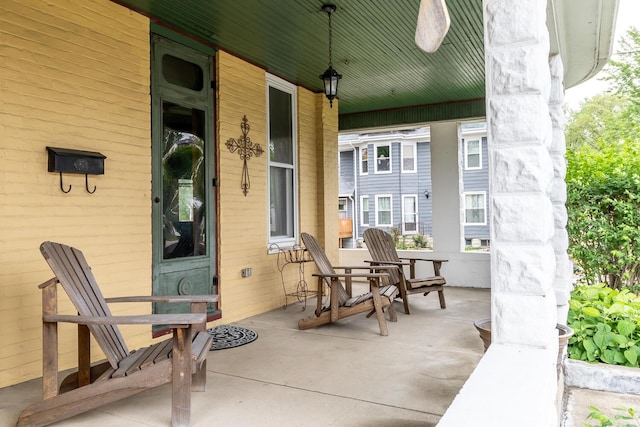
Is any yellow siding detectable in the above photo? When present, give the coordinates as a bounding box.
[215,53,338,323]
[0,1,339,389]
[0,0,152,387]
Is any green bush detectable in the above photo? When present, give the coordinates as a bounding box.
[568,284,640,367]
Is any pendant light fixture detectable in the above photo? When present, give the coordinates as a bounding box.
[320,4,341,108]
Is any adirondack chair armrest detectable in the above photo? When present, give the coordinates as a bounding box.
[398,257,449,263]
[397,257,448,277]
[332,265,399,271]
[364,260,410,266]
[311,272,390,281]
[105,295,218,304]
[43,313,207,327]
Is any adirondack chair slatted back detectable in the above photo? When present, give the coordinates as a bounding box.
[363,228,403,285]
[301,233,349,305]
[40,241,129,368]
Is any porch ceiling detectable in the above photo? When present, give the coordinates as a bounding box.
[114,0,617,130]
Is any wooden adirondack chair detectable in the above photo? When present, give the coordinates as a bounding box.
[363,228,447,314]
[299,232,398,336]
[17,241,218,427]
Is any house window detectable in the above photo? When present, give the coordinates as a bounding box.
[267,74,298,247]
[338,199,347,219]
[375,195,393,226]
[361,196,369,226]
[360,147,369,174]
[375,144,391,173]
[402,195,418,234]
[465,139,482,170]
[401,142,416,173]
[464,192,486,225]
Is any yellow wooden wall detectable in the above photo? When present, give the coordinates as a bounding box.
[215,52,339,323]
[0,0,153,387]
[0,0,339,388]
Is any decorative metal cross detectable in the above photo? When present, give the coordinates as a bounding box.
[226,115,264,196]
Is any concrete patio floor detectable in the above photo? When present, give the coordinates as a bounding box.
[1,286,490,426]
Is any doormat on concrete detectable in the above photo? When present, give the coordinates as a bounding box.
[207,325,258,351]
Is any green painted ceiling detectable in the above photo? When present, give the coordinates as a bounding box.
[115,0,486,129]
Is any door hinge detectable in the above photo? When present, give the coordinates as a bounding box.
[212,178,218,187]
[211,80,216,89]
[212,276,219,288]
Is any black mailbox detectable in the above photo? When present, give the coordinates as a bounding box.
[46,147,106,193]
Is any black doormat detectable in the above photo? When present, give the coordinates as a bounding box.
[207,325,258,351]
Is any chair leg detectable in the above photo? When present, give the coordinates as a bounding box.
[399,278,410,315]
[438,290,446,309]
[192,359,207,392]
[172,327,192,427]
[370,288,388,336]
[387,299,397,322]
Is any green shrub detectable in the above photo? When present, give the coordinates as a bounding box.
[568,284,640,367]
[585,405,640,427]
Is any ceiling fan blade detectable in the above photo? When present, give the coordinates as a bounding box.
[415,0,451,53]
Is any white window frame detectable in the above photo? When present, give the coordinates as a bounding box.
[266,73,298,249]
[375,195,393,227]
[464,191,487,225]
[338,198,347,218]
[401,195,418,234]
[374,143,392,174]
[401,142,417,173]
[464,138,482,170]
[360,196,369,226]
[359,146,369,175]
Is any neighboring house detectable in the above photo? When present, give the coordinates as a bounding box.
[339,123,490,249]
[460,122,490,247]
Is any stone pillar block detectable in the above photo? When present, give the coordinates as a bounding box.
[492,194,554,243]
[552,204,568,229]
[485,0,547,46]
[549,177,567,203]
[493,245,556,294]
[491,147,553,193]
[492,291,558,347]
[490,45,550,95]
[489,96,550,145]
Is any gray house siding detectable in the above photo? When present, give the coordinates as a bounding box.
[461,136,490,245]
[355,141,433,240]
[338,123,490,249]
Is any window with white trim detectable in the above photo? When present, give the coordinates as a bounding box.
[267,74,298,247]
[464,139,482,170]
[402,195,418,234]
[464,192,486,225]
[375,144,391,173]
[360,196,369,226]
[375,195,393,226]
[401,142,416,173]
[338,198,347,218]
[359,147,369,174]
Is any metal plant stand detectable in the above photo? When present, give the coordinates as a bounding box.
[271,244,313,310]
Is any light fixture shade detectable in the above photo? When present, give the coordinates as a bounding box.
[321,65,342,106]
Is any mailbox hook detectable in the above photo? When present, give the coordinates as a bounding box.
[59,173,71,193]
[85,174,97,194]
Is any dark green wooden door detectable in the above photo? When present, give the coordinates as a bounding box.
[151,35,218,334]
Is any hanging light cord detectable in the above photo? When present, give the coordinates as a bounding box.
[328,9,333,67]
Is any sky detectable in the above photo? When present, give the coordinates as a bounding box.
[563,0,639,109]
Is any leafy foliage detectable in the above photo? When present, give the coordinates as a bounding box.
[568,284,640,367]
[565,28,640,289]
[566,139,640,289]
[586,405,640,427]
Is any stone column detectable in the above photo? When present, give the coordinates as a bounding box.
[485,0,558,348]
[548,54,573,323]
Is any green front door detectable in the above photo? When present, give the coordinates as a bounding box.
[151,35,218,334]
